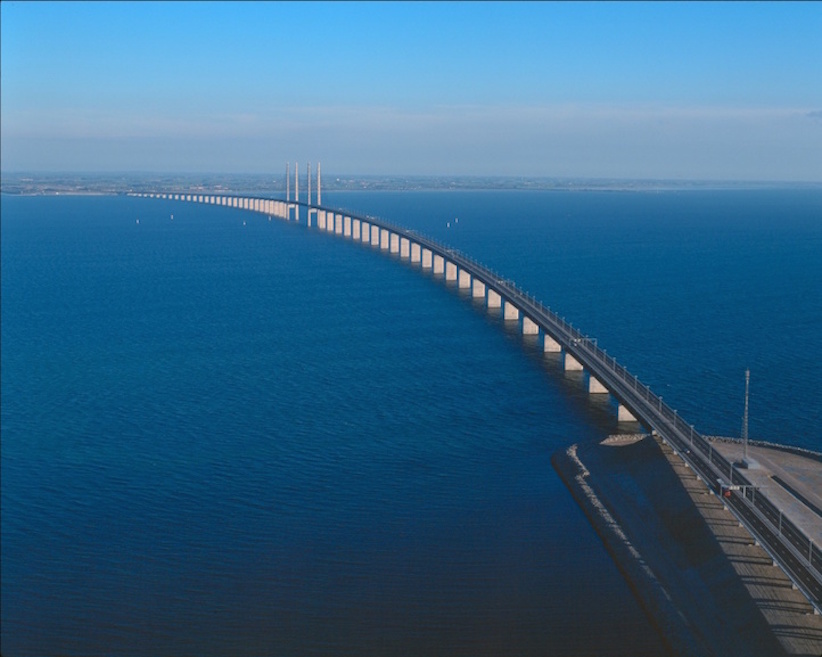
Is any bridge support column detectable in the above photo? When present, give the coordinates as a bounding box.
[371,226,380,246]
[344,216,352,237]
[411,242,421,263]
[543,334,561,352]
[335,214,343,235]
[522,316,539,335]
[352,219,361,240]
[564,353,583,371]
[400,237,410,258]
[458,269,471,289]
[433,254,444,275]
[618,404,638,422]
[318,210,327,230]
[445,261,457,281]
[390,232,400,254]
[472,279,486,298]
[504,301,520,321]
[380,229,390,250]
[589,376,608,394]
[487,289,501,309]
[362,223,371,244]
[421,248,432,269]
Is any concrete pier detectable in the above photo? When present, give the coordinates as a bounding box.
[380,228,390,251]
[458,269,471,289]
[390,232,400,254]
[522,316,539,335]
[618,404,638,422]
[344,216,352,237]
[400,237,410,259]
[422,248,432,269]
[589,376,609,394]
[487,289,502,309]
[504,300,520,321]
[371,226,380,247]
[411,242,421,264]
[433,254,444,275]
[445,261,457,282]
[353,219,361,240]
[472,279,486,299]
[564,353,583,371]
[543,334,562,353]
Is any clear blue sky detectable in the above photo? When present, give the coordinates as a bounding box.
[2,1,821,180]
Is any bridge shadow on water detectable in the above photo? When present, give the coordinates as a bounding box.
[561,436,822,656]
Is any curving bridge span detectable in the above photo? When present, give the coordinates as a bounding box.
[131,190,821,613]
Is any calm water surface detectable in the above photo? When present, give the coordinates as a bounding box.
[2,189,820,656]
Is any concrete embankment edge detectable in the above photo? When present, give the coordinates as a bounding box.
[551,444,708,657]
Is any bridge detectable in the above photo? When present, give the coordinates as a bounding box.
[129,183,822,614]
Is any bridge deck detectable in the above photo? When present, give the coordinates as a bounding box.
[136,191,821,611]
[710,440,822,545]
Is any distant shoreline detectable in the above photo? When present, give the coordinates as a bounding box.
[2,173,820,197]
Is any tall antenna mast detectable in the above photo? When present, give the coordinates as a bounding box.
[742,368,750,460]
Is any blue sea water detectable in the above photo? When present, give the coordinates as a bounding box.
[1,189,820,656]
